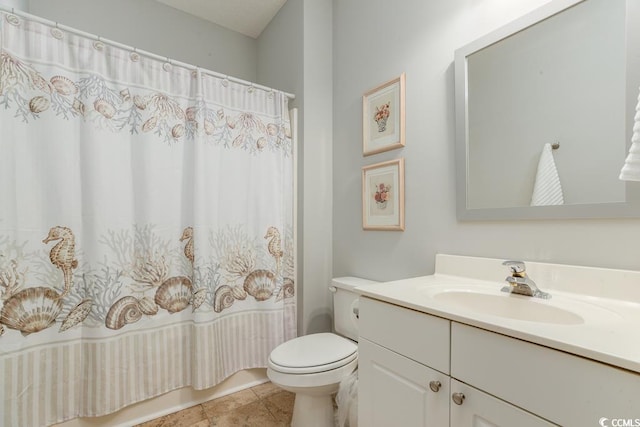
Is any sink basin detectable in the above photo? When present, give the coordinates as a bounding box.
[417,282,625,325]
[432,290,584,325]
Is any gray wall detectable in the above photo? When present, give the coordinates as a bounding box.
[333,0,640,284]
[258,0,334,335]
[26,0,257,81]
[0,0,27,11]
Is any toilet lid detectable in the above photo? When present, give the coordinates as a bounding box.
[269,333,357,373]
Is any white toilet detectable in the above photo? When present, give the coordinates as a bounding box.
[267,276,377,427]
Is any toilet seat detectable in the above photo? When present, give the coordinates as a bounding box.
[268,332,357,374]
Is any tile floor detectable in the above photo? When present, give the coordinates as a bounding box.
[136,382,294,427]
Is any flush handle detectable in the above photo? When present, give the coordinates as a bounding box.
[452,392,465,405]
[429,381,441,393]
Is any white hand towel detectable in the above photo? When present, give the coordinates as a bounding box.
[531,143,564,206]
[619,86,640,181]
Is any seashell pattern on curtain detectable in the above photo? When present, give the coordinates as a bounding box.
[0,11,296,426]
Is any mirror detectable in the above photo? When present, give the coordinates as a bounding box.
[455,0,640,220]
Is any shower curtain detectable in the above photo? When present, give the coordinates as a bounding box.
[0,11,296,426]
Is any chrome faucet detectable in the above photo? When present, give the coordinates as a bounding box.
[501,260,551,299]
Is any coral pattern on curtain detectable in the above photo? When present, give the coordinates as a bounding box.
[0,11,296,426]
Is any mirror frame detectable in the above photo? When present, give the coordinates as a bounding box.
[455,0,640,220]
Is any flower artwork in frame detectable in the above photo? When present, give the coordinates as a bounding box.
[362,73,405,156]
[362,158,405,231]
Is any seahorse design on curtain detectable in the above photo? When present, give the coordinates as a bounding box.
[264,226,283,274]
[179,226,208,312]
[42,225,78,299]
[0,226,93,336]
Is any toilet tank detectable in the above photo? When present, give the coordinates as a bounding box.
[330,276,379,341]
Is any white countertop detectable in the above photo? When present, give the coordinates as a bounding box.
[355,254,640,374]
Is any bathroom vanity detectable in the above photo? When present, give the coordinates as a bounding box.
[356,255,640,427]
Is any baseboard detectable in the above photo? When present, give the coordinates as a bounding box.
[52,368,269,427]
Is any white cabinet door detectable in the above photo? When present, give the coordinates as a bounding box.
[449,380,557,427]
[358,338,449,427]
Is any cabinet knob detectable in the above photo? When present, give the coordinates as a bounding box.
[429,381,441,392]
[452,392,465,405]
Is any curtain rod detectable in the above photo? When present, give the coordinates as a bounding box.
[0,6,296,100]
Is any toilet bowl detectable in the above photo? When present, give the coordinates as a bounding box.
[267,332,358,426]
[267,277,378,427]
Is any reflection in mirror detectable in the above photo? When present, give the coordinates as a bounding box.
[455,0,640,220]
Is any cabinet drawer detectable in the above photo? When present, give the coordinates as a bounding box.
[451,323,640,426]
[359,297,450,374]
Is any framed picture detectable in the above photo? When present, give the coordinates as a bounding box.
[362,73,405,156]
[362,158,405,231]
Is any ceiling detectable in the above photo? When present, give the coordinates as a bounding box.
[154,0,288,39]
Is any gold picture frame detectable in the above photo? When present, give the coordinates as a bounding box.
[362,73,405,156]
[362,158,405,231]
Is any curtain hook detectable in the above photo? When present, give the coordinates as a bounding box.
[247,84,255,94]
[221,76,229,87]
[93,35,104,50]
[163,57,172,71]
[130,47,140,62]
[50,21,64,39]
